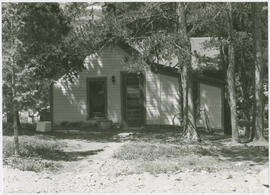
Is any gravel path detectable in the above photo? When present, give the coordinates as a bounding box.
[3,139,269,193]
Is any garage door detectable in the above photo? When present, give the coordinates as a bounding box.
[198,83,223,130]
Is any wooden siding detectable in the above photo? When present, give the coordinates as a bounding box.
[53,46,128,124]
[159,74,181,125]
[145,68,180,125]
[145,68,161,124]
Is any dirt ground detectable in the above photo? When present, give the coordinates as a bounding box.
[3,130,269,193]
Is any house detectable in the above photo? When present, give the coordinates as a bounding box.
[50,37,230,134]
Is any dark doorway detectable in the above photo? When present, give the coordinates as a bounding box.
[87,78,107,118]
[122,72,145,127]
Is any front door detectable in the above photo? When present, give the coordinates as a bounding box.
[87,78,107,118]
[122,73,144,127]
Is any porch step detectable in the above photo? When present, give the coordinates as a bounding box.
[53,129,93,134]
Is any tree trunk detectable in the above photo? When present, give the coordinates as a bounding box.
[226,3,239,142]
[177,3,200,142]
[7,110,21,129]
[11,67,20,156]
[252,3,265,141]
[16,111,21,130]
[12,106,20,156]
[7,111,13,126]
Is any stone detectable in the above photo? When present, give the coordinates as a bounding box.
[226,174,233,179]
[247,170,253,174]
[118,132,133,137]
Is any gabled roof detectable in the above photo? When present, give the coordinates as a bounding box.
[119,37,220,70]
[56,37,223,83]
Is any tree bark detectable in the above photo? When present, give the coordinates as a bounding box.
[177,3,200,142]
[252,3,265,141]
[16,111,21,130]
[226,3,239,142]
[11,67,20,156]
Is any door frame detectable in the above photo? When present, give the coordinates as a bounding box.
[86,77,107,119]
[120,71,146,127]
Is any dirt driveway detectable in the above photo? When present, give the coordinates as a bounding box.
[3,130,269,193]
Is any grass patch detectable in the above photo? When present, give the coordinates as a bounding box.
[3,136,67,158]
[113,142,267,175]
[3,136,67,172]
[113,142,220,174]
[3,157,62,172]
[113,142,211,161]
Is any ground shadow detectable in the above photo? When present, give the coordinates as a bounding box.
[4,125,268,165]
[198,140,268,165]
[37,149,104,162]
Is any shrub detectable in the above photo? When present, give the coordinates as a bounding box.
[21,123,36,131]
[58,121,84,129]
[81,121,97,128]
[60,121,69,127]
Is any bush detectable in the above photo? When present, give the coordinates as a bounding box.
[59,121,84,129]
[3,122,37,136]
[21,123,36,131]
[81,121,97,128]
[60,121,69,127]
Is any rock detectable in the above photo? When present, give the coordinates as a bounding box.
[247,170,253,174]
[226,175,233,179]
[201,170,207,174]
[118,132,133,137]
[235,162,243,166]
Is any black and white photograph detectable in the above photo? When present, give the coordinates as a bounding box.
[1,1,269,193]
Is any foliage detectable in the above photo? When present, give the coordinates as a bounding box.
[2,3,87,116]
[187,2,268,123]
[102,3,198,70]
